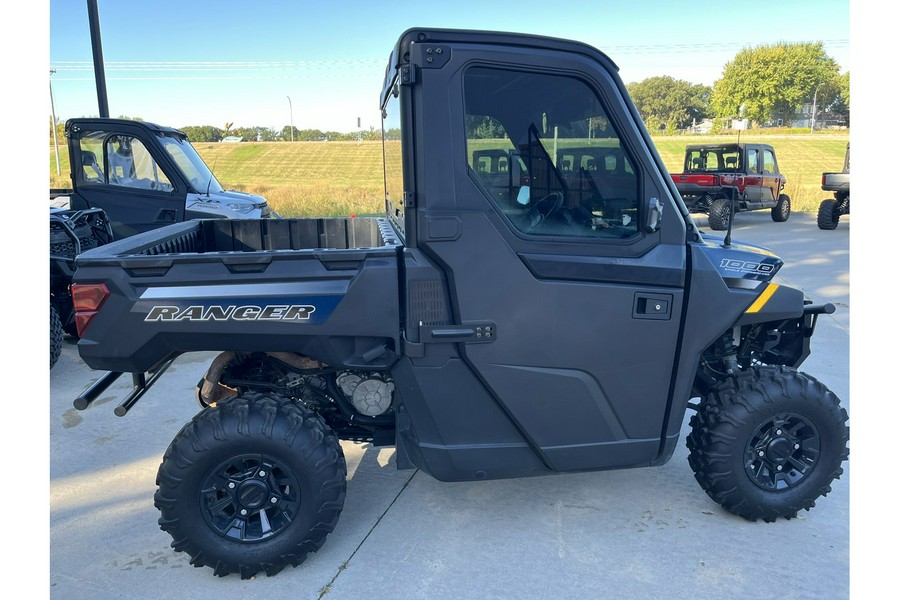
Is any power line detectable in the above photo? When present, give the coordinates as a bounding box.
[48,38,850,83]
[49,38,849,71]
[49,59,385,71]
[48,58,386,81]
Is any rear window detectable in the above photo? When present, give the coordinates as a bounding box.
[685,147,742,172]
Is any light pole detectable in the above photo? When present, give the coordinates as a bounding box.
[50,69,61,175]
[810,84,822,133]
[287,96,294,142]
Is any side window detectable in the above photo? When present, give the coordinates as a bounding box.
[106,135,173,192]
[722,148,740,171]
[464,67,639,238]
[78,132,105,184]
[762,150,777,175]
[747,148,759,174]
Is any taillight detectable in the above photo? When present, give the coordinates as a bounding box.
[71,283,110,337]
[693,175,719,187]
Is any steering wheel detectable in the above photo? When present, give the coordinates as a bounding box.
[522,192,564,233]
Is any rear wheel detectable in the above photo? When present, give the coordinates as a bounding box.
[817,198,840,230]
[771,194,791,222]
[50,303,63,369]
[707,198,732,231]
[155,392,347,578]
[687,366,849,522]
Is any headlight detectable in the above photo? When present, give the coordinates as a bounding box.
[226,203,256,214]
[189,200,259,214]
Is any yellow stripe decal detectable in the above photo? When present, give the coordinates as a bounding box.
[746,283,780,313]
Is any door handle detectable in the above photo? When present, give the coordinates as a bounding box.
[421,321,497,343]
[633,293,672,320]
[155,208,177,223]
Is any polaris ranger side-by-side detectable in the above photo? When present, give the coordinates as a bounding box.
[50,118,275,367]
[671,143,791,230]
[54,118,274,240]
[818,142,850,230]
[70,28,848,579]
[50,206,113,368]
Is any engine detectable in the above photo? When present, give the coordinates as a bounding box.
[336,371,395,417]
[200,352,398,444]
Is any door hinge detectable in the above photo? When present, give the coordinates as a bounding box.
[400,65,417,85]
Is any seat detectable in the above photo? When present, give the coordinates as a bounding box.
[108,139,136,185]
[81,151,103,182]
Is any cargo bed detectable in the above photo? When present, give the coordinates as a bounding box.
[73,217,403,373]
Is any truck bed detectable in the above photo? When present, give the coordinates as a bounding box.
[73,217,403,373]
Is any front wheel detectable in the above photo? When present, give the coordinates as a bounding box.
[687,366,848,522]
[771,194,791,222]
[155,392,347,578]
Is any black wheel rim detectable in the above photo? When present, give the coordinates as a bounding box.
[744,413,820,491]
[200,454,301,543]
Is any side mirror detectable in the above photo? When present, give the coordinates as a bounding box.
[645,197,663,233]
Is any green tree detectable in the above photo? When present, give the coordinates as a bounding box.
[627,76,711,132]
[230,126,278,142]
[820,71,850,126]
[838,72,850,107]
[180,125,224,142]
[643,115,662,133]
[711,42,840,124]
[297,128,327,141]
[256,126,279,142]
[465,115,506,139]
[280,125,302,141]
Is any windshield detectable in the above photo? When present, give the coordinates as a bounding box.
[157,133,224,193]
[382,76,404,234]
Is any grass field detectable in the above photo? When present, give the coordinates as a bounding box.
[49,133,848,217]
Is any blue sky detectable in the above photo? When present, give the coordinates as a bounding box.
[44,0,851,132]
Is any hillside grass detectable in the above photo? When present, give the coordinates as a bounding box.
[50,133,848,217]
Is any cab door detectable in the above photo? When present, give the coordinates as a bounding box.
[411,41,687,471]
[70,126,185,239]
[743,146,764,203]
[759,147,782,205]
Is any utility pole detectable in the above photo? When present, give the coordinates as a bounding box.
[50,69,61,175]
[86,0,109,117]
